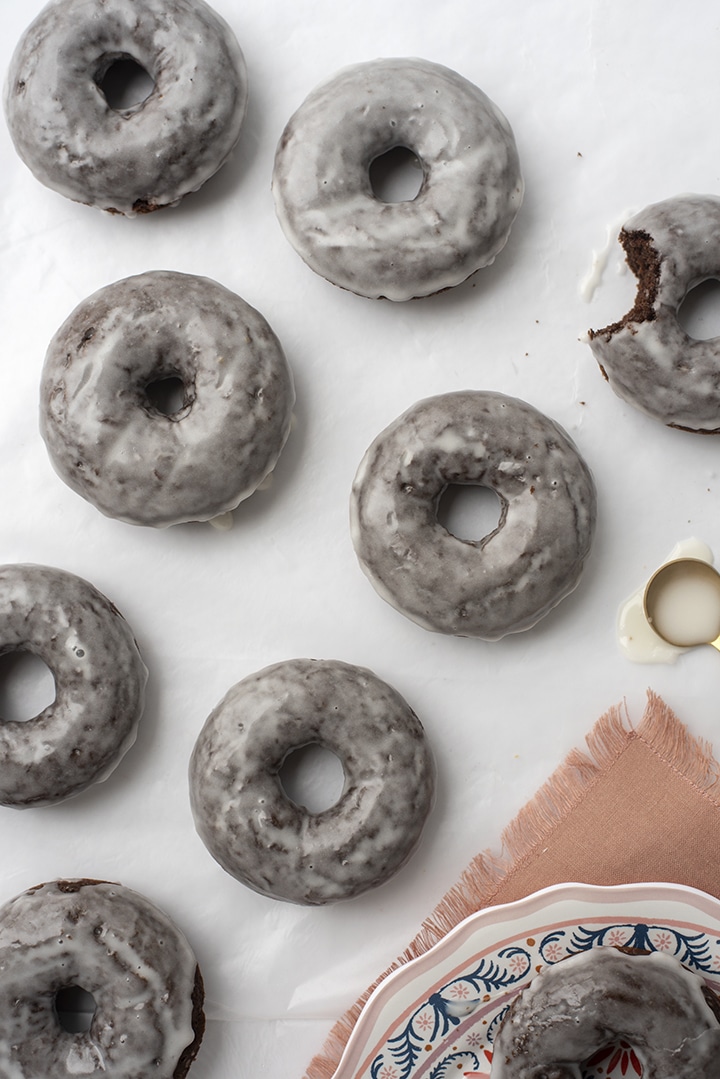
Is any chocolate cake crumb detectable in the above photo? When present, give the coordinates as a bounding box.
[56,878,112,893]
[588,228,662,341]
[175,966,206,1079]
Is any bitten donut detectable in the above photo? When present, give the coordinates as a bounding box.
[4,0,247,214]
[350,391,597,639]
[588,194,720,432]
[0,564,146,808]
[189,658,436,905]
[272,58,523,300]
[0,879,204,1079]
[490,947,720,1078]
[40,271,295,527]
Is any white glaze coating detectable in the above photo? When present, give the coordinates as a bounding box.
[4,0,247,214]
[490,947,720,1079]
[40,271,295,527]
[350,392,597,639]
[0,564,147,808]
[189,658,436,905]
[0,879,203,1079]
[272,58,523,300]
[588,194,720,431]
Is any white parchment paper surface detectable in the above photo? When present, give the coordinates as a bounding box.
[0,0,719,1076]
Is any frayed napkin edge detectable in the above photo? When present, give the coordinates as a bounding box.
[304,690,720,1079]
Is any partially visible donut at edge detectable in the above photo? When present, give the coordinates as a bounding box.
[4,0,248,214]
[490,946,720,1078]
[0,878,205,1079]
[40,271,295,528]
[0,563,147,809]
[272,57,523,300]
[587,194,720,432]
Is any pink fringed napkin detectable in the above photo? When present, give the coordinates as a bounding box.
[306,691,720,1079]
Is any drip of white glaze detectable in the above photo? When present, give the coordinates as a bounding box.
[579,209,634,302]
[209,512,234,532]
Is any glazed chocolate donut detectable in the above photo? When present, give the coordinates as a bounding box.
[350,391,596,639]
[0,878,204,1079]
[40,271,295,527]
[0,564,146,808]
[4,0,247,214]
[189,658,436,905]
[272,58,523,300]
[490,947,720,1078]
[588,194,720,432]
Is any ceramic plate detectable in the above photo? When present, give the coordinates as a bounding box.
[330,882,720,1079]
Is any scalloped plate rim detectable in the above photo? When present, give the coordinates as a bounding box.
[330,880,720,1079]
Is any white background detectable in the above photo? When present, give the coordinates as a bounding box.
[1,0,719,1076]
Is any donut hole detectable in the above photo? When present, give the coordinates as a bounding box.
[369,146,424,203]
[279,744,345,814]
[94,54,155,113]
[0,650,56,723]
[437,484,503,543]
[145,374,188,417]
[55,986,97,1034]
[677,278,720,340]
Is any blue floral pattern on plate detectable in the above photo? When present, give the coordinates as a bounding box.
[361,902,720,1079]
